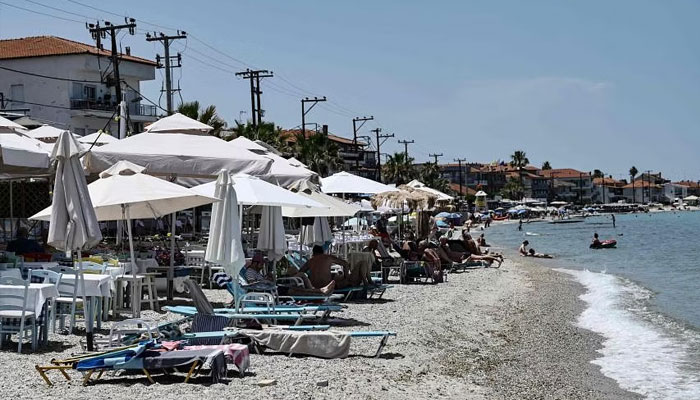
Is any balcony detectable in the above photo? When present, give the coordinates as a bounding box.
[70,98,157,117]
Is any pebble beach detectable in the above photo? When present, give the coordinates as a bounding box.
[0,251,641,399]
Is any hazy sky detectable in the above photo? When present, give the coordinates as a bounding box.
[1,0,699,180]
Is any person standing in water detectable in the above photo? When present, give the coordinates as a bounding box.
[518,219,523,231]
[612,214,616,228]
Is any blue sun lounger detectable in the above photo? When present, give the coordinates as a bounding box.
[164,305,318,326]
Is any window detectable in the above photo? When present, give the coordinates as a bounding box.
[10,84,24,107]
[83,85,96,100]
[72,83,84,99]
[73,128,86,136]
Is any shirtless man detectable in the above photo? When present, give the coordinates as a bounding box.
[300,245,352,288]
[437,237,463,263]
[245,252,335,295]
[527,248,554,259]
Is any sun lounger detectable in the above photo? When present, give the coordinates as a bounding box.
[163,305,317,326]
[36,340,228,386]
[333,284,392,300]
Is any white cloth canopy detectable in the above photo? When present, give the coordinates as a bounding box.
[257,206,286,261]
[84,132,272,178]
[47,130,102,252]
[0,131,51,177]
[77,131,119,146]
[0,115,25,133]
[191,173,323,208]
[301,217,332,246]
[27,125,65,141]
[31,160,218,222]
[321,171,399,195]
[145,112,213,134]
[282,180,360,217]
[204,170,246,278]
[683,195,698,201]
[229,136,318,187]
[406,179,454,201]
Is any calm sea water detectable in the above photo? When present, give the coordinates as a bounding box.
[489,211,700,399]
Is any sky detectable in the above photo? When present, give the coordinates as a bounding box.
[1,0,699,180]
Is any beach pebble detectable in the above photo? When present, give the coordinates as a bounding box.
[257,379,277,387]
[315,380,328,387]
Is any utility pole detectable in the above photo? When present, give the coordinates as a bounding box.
[454,158,466,198]
[0,92,6,109]
[300,97,326,137]
[146,31,187,114]
[352,116,374,170]
[398,139,415,158]
[87,18,137,137]
[372,128,394,182]
[646,170,653,203]
[429,153,443,164]
[235,69,274,128]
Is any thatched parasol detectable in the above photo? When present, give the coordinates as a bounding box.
[371,185,438,211]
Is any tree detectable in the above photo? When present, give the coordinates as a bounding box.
[500,177,524,200]
[629,166,638,203]
[232,121,287,152]
[290,132,343,177]
[419,162,449,193]
[382,152,417,185]
[541,161,552,170]
[593,169,604,179]
[509,150,529,199]
[176,101,227,137]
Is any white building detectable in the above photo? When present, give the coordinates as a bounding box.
[664,183,687,203]
[0,36,157,136]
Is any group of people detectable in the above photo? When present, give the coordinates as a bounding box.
[518,240,554,258]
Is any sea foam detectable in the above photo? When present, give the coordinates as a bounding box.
[559,268,700,399]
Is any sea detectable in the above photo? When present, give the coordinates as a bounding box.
[488,211,700,399]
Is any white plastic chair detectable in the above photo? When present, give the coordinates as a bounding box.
[29,270,62,337]
[0,274,37,352]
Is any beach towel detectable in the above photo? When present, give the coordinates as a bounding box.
[238,329,351,359]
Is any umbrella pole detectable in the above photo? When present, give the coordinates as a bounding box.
[168,212,175,301]
[126,206,139,318]
[77,249,93,351]
[9,180,13,240]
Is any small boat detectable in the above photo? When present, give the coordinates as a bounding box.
[492,215,509,221]
[590,239,617,249]
[550,218,584,224]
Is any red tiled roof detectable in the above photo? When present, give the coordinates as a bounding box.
[280,129,363,146]
[0,36,156,66]
[449,183,477,196]
[593,177,625,186]
[539,168,588,178]
[621,182,662,189]
[675,180,700,188]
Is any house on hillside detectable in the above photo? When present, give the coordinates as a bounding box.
[0,36,157,136]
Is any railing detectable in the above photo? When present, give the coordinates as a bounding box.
[70,98,156,117]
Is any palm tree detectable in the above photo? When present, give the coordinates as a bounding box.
[629,166,638,203]
[176,101,227,137]
[541,161,552,170]
[383,152,417,185]
[419,162,449,193]
[232,121,287,152]
[501,177,524,200]
[509,150,529,199]
[290,132,343,177]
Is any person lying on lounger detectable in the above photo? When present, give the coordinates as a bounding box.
[246,252,335,295]
[437,237,464,263]
[463,232,504,263]
[526,248,554,259]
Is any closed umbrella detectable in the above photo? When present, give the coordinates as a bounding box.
[301,217,332,246]
[204,170,246,278]
[257,206,286,262]
[47,130,102,344]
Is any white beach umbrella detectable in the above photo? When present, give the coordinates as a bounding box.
[301,216,333,246]
[321,171,399,195]
[257,206,286,261]
[0,129,51,177]
[229,137,319,187]
[46,130,102,335]
[191,173,323,208]
[26,125,64,141]
[77,131,119,146]
[0,115,26,133]
[31,160,218,222]
[282,180,360,217]
[145,112,213,133]
[406,179,454,201]
[204,170,246,278]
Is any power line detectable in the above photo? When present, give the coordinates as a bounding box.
[24,0,97,20]
[2,98,73,110]
[66,0,178,32]
[0,1,83,23]
[398,139,415,157]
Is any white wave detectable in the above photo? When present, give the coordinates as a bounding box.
[559,268,700,399]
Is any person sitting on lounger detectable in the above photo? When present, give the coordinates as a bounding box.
[527,248,554,259]
[477,234,489,247]
[246,252,335,295]
[437,237,464,263]
[300,245,353,289]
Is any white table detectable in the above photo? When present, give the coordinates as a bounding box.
[0,282,58,317]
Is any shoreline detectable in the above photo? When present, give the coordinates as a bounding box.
[484,248,642,399]
[1,249,643,399]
